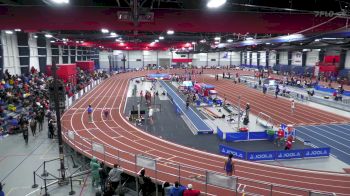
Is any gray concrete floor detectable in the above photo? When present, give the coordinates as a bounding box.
[0,123,98,196]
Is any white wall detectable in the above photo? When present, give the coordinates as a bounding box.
[260,51,266,66]
[28,33,40,71]
[345,50,350,69]
[268,51,277,66]
[279,51,288,65]
[1,31,21,75]
[46,39,52,65]
[306,50,319,67]
[99,51,111,70]
[291,51,302,66]
[251,52,257,66]
[192,53,207,67]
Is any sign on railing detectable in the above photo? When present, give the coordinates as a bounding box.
[92,142,105,154]
[68,130,75,140]
[206,171,237,190]
[310,191,335,196]
[136,155,156,170]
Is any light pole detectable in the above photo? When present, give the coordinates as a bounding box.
[51,62,66,183]
[237,95,241,131]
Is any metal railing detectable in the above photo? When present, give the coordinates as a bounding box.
[58,73,344,196]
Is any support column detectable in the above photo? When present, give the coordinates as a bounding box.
[249,52,252,67]
[127,50,130,69]
[339,49,346,70]
[218,51,220,67]
[230,51,232,67]
[206,52,209,67]
[287,51,292,66]
[266,51,269,69]
[257,52,260,69]
[302,51,307,67]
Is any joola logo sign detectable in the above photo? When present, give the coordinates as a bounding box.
[219,145,246,159]
[304,148,330,158]
[276,150,303,160]
[219,144,330,161]
[247,152,275,161]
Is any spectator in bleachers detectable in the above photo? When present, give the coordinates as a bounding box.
[90,157,101,188]
[170,181,186,196]
[0,182,4,196]
[162,182,172,196]
[99,162,108,193]
[108,164,123,192]
[183,184,200,196]
[138,168,153,196]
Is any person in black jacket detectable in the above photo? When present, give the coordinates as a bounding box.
[22,122,29,145]
[99,162,108,193]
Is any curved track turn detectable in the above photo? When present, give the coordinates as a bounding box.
[61,71,350,196]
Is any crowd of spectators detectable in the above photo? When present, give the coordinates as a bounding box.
[0,67,107,140]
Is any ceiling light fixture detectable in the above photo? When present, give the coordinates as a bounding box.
[51,0,69,4]
[191,42,196,45]
[101,28,109,34]
[150,42,155,46]
[167,30,174,35]
[207,0,227,8]
[155,39,159,43]
[80,41,84,43]
[227,39,233,43]
[50,40,55,43]
[5,30,13,35]
[76,41,79,43]
[214,37,221,41]
[119,43,125,46]
[322,37,343,40]
[159,36,164,40]
[45,34,53,38]
[246,37,254,40]
[34,35,38,38]
[265,42,271,45]
[14,29,21,32]
[314,39,321,42]
[200,39,206,43]
[110,32,117,37]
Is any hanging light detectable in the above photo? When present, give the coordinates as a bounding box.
[45,34,53,38]
[5,30,13,34]
[227,39,233,43]
[155,39,159,43]
[51,0,69,4]
[214,37,221,41]
[159,36,164,40]
[110,32,117,37]
[167,30,174,35]
[101,28,109,34]
[207,0,227,8]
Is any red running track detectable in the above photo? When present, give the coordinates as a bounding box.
[198,75,350,126]
[61,71,350,196]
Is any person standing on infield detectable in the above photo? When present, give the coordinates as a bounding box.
[224,153,235,176]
